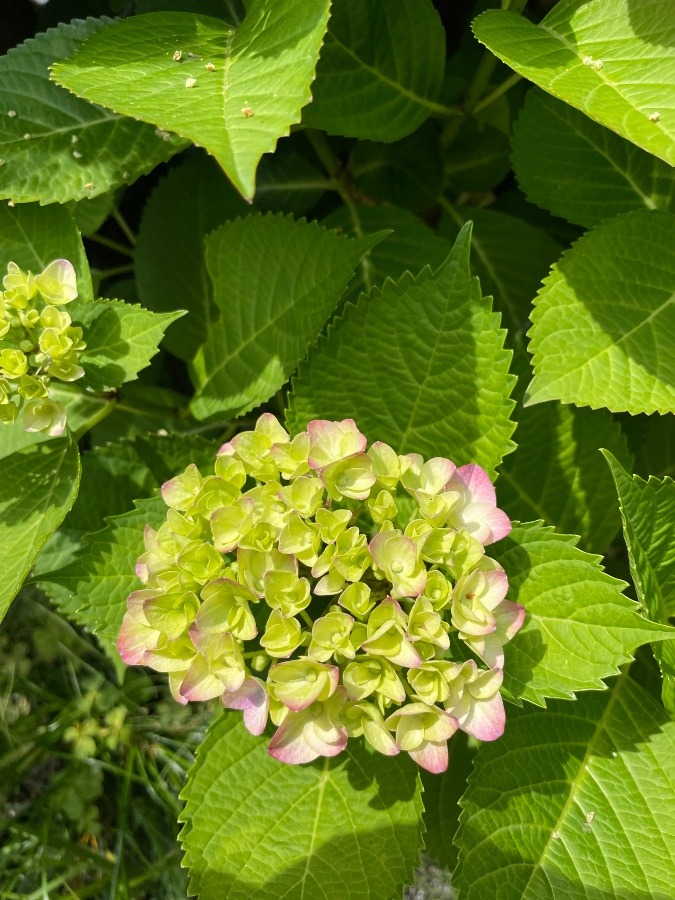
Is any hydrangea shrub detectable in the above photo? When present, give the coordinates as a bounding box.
[1,0,674,897]
[118,414,523,772]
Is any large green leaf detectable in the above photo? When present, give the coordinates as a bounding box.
[605,452,675,710]
[0,18,185,205]
[135,152,249,362]
[526,210,675,415]
[473,0,675,165]
[493,522,675,705]
[39,495,166,645]
[454,672,675,899]
[0,201,92,303]
[190,213,378,421]
[512,89,675,229]
[73,298,184,390]
[303,0,450,141]
[500,402,632,552]
[288,224,517,479]
[53,4,330,199]
[439,206,560,338]
[179,713,423,899]
[0,437,80,624]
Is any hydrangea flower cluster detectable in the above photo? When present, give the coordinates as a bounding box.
[118,415,524,773]
[0,259,83,436]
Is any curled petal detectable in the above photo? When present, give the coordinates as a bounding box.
[409,741,449,774]
[222,677,269,736]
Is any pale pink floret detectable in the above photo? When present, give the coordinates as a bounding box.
[222,677,270,736]
[307,418,367,470]
[385,703,458,774]
[116,589,161,665]
[268,689,348,764]
[445,661,505,742]
[466,600,525,669]
[446,464,511,545]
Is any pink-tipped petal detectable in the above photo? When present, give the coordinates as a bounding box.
[222,678,270,736]
[409,741,449,774]
[268,718,319,764]
[456,464,496,505]
[388,639,423,669]
[117,617,155,666]
[469,632,506,669]
[461,693,505,742]
[495,600,526,641]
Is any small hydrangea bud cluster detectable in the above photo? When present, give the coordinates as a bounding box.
[118,415,524,773]
[0,259,83,436]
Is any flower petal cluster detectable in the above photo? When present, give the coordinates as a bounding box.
[118,415,524,774]
[0,259,83,435]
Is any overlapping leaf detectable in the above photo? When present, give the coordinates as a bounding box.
[53,4,330,198]
[0,201,92,303]
[473,0,675,165]
[493,522,675,705]
[180,713,423,899]
[0,437,80,624]
[321,204,451,303]
[288,224,517,479]
[303,0,450,141]
[190,213,378,420]
[455,672,675,899]
[73,298,184,390]
[0,18,186,205]
[135,153,249,361]
[512,89,675,228]
[439,206,560,337]
[499,401,632,552]
[605,452,675,709]
[526,210,675,415]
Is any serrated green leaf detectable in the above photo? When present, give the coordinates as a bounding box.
[454,672,675,899]
[512,89,675,229]
[493,521,675,705]
[0,436,80,624]
[439,205,560,337]
[321,204,451,304]
[0,200,92,303]
[303,0,450,141]
[53,4,330,199]
[526,210,675,415]
[190,213,379,421]
[179,713,423,899]
[421,731,477,871]
[72,297,184,390]
[605,452,675,710]
[288,223,517,479]
[39,495,166,645]
[472,0,675,165]
[0,18,186,205]
[500,401,632,552]
[135,152,249,362]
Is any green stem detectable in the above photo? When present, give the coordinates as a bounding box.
[72,394,117,439]
[472,72,522,114]
[111,205,137,247]
[305,129,372,291]
[300,609,314,629]
[86,233,134,258]
[99,263,134,279]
